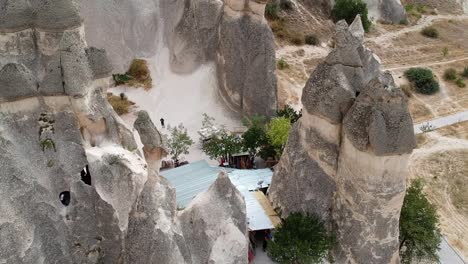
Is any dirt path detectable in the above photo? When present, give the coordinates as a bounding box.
[368,14,468,46]
[414,110,468,134]
[410,133,468,260]
[385,56,468,71]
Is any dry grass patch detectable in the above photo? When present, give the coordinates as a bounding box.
[436,121,468,140]
[113,59,153,90]
[425,151,468,215]
[107,93,135,115]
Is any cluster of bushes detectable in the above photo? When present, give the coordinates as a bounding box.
[444,67,467,88]
[305,34,319,45]
[405,4,434,23]
[331,0,372,32]
[404,68,440,95]
[267,213,335,264]
[421,26,439,38]
[201,105,301,161]
[265,1,281,20]
[112,59,152,89]
[107,93,135,115]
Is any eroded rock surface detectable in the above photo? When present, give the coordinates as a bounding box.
[161,0,278,117]
[363,0,406,23]
[78,0,159,72]
[0,1,248,263]
[269,16,416,264]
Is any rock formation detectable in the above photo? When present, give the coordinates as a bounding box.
[363,0,407,23]
[162,0,278,117]
[78,0,160,72]
[0,1,247,263]
[268,16,416,264]
[321,0,406,23]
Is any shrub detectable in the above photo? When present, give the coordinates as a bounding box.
[443,68,457,81]
[40,138,56,152]
[107,93,135,115]
[405,4,430,22]
[127,59,152,89]
[404,68,439,95]
[277,58,289,70]
[305,34,319,46]
[280,0,293,10]
[291,34,305,45]
[442,47,449,57]
[112,73,133,85]
[267,213,335,264]
[421,27,439,38]
[456,78,466,88]
[331,0,372,32]
[462,67,468,78]
[265,1,280,20]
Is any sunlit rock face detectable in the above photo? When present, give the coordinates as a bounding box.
[363,0,406,23]
[78,0,160,72]
[0,1,247,263]
[309,0,406,23]
[268,16,416,264]
[161,0,278,117]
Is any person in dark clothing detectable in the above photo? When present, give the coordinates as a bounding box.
[160,118,165,128]
[263,230,270,251]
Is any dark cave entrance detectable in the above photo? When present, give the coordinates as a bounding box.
[81,165,92,186]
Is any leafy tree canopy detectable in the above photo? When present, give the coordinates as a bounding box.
[331,0,372,32]
[268,213,335,264]
[168,124,194,161]
[242,125,268,157]
[202,129,242,160]
[399,179,442,264]
[276,105,302,124]
[266,117,291,155]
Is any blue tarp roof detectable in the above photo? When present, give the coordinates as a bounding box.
[160,160,275,230]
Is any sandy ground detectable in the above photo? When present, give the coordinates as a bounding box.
[110,48,241,164]
[409,132,468,260]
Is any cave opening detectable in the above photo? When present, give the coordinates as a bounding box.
[81,165,92,186]
[59,191,71,206]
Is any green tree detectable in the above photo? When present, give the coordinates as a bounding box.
[168,124,194,161]
[242,125,268,157]
[202,129,242,160]
[399,179,442,264]
[266,117,291,155]
[201,113,216,129]
[331,0,372,32]
[276,105,302,123]
[267,213,335,264]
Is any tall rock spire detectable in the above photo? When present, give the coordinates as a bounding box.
[268,16,416,264]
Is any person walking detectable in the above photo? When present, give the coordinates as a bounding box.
[160,118,165,128]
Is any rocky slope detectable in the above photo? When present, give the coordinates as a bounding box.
[162,0,278,117]
[0,1,247,263]
[79,0,278,117]
[306,0,406,23]
[268,16,416,263]
[402,0,468,14]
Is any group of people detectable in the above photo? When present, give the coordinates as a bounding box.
[248,230,273,263]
